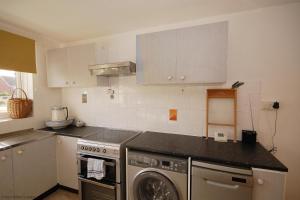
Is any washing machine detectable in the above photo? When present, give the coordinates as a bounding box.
[126,150,188,200]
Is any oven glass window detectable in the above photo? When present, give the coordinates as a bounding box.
[79,155,116,185]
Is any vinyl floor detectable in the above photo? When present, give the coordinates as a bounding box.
[43,189,79,200]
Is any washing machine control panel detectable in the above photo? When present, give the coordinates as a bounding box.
[128,151,188,173]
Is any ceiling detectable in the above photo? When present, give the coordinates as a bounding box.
[0,0,298,42]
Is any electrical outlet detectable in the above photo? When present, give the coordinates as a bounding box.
[261,100,279,110]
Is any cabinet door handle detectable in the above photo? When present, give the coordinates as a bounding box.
[257,178,264,185]
[167,76,173,80]
[1,156,7,161]
[206,180,239,190]
[17,150,24,155]
[180,76,185,80]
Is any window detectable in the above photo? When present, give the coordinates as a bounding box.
[0,69,32,119]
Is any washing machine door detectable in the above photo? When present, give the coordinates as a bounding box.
[133,171,179,200]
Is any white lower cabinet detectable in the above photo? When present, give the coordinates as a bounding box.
[56,135,78,190]
[252,168,287,200]
[13,137,57,199]
[0,149,14,200]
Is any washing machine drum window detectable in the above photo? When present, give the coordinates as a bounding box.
[133,171,179,200]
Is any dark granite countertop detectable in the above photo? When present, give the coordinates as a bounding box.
[40,125,105,138]
[0,129,55,151]
[126,131,288,172]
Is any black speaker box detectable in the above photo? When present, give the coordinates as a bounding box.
[242,130,257,145]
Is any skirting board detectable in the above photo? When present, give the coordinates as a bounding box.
[34,184,79,200]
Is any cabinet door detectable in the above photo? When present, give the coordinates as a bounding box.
[67,44,97,87]
[13,137,57,199]
[56,136,78,190]
[46,48,70,87]
[137,30,177,84]
[0,149,14,200]
[176,22,228,83]
[252,168,286,200]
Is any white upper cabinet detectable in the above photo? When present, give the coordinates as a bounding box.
[67,44,97,87]
[176,22,228,83]
[47,48,69,87]
[137,30,177,84]
[46,43,96,88]
[136,21,228,84]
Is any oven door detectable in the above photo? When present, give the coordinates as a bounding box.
[79,177,119,200]
[78,154,120,200]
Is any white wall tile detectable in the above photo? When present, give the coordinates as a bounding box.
[62,76,260,140]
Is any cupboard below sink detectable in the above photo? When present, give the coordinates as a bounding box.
[0,136,57,199]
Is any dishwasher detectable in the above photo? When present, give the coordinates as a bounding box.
[191,161,253,200]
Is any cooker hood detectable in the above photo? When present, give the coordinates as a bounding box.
[88,61,136,77]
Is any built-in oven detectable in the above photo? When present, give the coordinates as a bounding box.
[77,153,121,200]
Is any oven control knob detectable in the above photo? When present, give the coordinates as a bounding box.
[96,148,100,152]
[151,159,159,167]
[81,146,84,150]
[103,149,107,153]
[88,147,92,151]
[84,146,88,150]
[92,147,96,152]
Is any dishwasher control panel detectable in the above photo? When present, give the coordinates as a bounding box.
[127,151,188,173]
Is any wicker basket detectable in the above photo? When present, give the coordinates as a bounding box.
[7,88,33,119]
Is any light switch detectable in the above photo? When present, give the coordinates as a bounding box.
[82,92,87,103]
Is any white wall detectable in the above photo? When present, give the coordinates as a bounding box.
[0,21,62,134]
[62,3,300,199]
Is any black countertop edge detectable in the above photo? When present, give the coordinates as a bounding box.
[127,146,288,172]
[125,132,288,172]
[39,125,104,138]
[0,130,55,151]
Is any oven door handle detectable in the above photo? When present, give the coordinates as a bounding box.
[78,177,116,190]
[77,156,116,166]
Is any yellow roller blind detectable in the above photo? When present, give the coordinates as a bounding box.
[0,29,36,73]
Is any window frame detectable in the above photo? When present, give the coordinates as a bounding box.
[0,71,33,119]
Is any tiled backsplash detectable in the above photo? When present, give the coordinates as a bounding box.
[62,76,261,139]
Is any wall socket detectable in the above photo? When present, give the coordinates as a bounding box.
[261,100,279,110]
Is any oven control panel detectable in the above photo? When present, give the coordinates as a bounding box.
[128,151,188,174]
[77,141,120,158]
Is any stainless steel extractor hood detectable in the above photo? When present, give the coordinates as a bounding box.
[88,61,136,77]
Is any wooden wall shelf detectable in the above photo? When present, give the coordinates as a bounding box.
[206,88,237,142]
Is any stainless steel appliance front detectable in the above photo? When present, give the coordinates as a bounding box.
[192,161,253,200]
[127,150,188,200]
[76,128,140,200]
[77,153,121,200]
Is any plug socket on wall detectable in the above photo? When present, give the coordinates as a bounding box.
[261,100,280,110]
[273,101,280,109]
